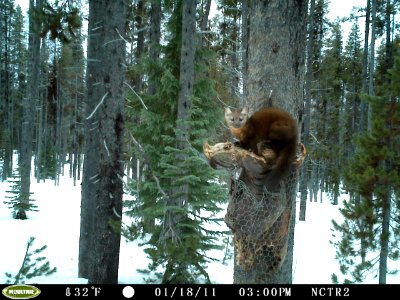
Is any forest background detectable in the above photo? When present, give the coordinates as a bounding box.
[0,0,399,284]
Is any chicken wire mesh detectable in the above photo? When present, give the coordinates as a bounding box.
[224,165,297,278]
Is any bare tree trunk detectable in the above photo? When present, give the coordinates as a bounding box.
[241,0,249,103]
[133,0,145,92]
[1,4,12,180]
[162,0,196,283]
[79,0,126,284]
[299,0,315,221]
[148,0,161,96]
[199,0,211,33]
[19,0,42,219]
[378,1,393,283]
[360,0,370,131]
[367,0,376,132]
[234,0,307,283]
[379,175,391,284]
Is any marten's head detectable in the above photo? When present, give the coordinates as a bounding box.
[225,107,249,128]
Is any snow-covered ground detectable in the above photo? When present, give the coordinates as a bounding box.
[0,161,398,284]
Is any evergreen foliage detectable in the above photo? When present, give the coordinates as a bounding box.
[124,1,228,283]
[4,237,57,284]
[1,0,399,284]
[317,20,344,204]
[4,167,38,219]
[332,52,400,283]
[35,0,82,43]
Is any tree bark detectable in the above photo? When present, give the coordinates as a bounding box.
[241,0,249,103]
[133,0,145,92]
[199,0,211,32]
[78,0,126,284]
[148,0,161,96]
[19,0,42,219]
[160,0,196,283]
[378,1,393,283]
[360,0,370,131]
[367,0,376,131]
[237,0,307,283]
[164,0,196,234]
[204,141,306,283]
[1,1,12,180]
[299,0,315,221]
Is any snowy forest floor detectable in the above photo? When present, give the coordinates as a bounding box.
[0,165,398,284]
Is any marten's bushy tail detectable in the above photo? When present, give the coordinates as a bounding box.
[266,141,297,191]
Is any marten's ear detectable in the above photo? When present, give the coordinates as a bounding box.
[225,107,232,114]
[241,107,249,115]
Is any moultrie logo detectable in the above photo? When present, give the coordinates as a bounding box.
[2,285,41,300]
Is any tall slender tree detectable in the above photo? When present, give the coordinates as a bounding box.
[233,0,307,283]
[78,0,126,284]
[299,0,316,221]
[124,0,227,283]
[320,21,343,205]
[19,0,42,219]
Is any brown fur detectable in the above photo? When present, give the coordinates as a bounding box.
[225,107,298,188]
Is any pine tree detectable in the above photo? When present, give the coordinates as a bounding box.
[332,52,400,283]
[124,0,228,283]
[308,0,328,203]
[319,20,344,205]
[4,167,38,218]
[215,0,241,102]
[0,0,16,180]
[341,22,363,168]
[10,4,27,171]
[19,0,42,220]
[78,0,126,284]
[4,237,57,284]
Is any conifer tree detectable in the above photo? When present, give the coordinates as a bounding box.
[319,21,343,204]
[341,22,363,167]
[125,0,228,283]
[19,0,42,220]
[332,52,400,284]
[216,0,241,101]
[308,0,328,203]
[4,237,57,284]
[4,167,38,217]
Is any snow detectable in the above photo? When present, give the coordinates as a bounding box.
[0,160,398,284]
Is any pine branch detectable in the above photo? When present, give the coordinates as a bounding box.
[124,81,148,110]
[86,91,109,120]
[14,237,34,284]
[129,132,169,200]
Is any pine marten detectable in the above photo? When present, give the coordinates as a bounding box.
[225,107,298,189]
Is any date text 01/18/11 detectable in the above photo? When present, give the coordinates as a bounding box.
[154,287,216,297]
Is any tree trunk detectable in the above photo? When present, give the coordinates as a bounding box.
[1,2,12,180]
[367,0,376,131]
[378,1,393,283]
[19,0,42,219]
[204,141,306,283]
[133,0,144,91]
[299,0,315,221]
[358,0,372,265]
[78,0,126,284]
[241,0,249,103]
[360,0,370,131]
[379,181,391,284]
[161,0,196,283]
[234,0,307,283]
[199,0,211,33]
[148,0,161,96]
